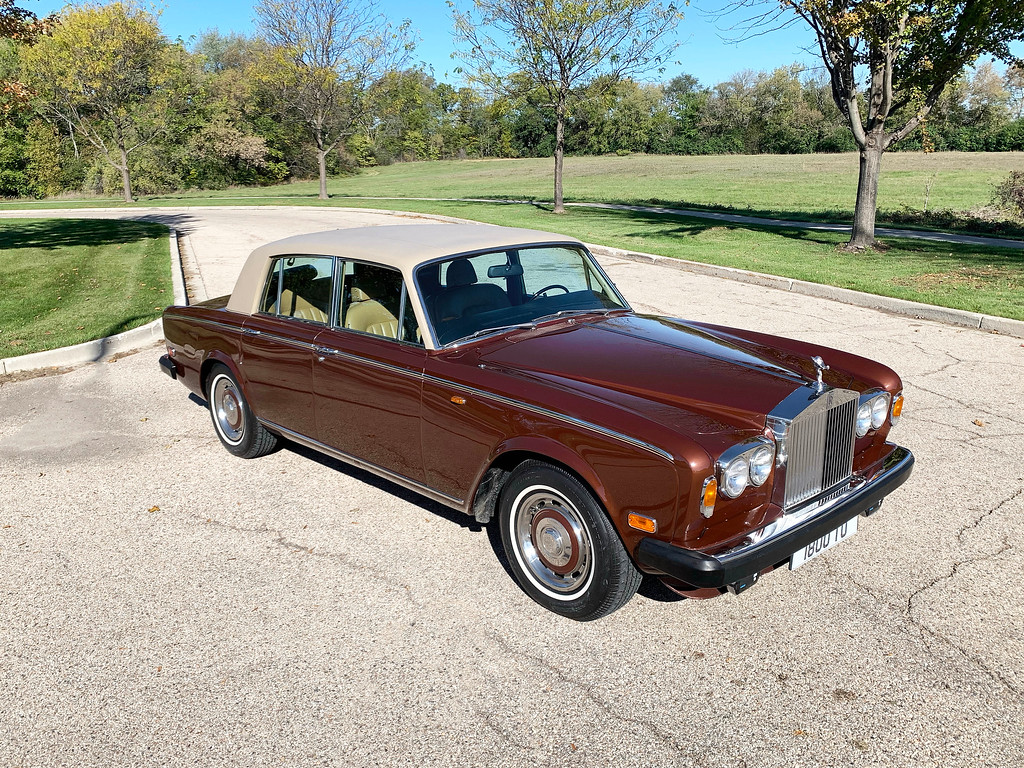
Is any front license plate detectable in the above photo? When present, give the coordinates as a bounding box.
[789,516,858,570]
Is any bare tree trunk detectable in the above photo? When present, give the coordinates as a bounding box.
[848,132,885,250]
[119,146,134,203]
[317,149,329,200]
[553,97,566,214]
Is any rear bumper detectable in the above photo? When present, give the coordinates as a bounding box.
[635,444,914,589]
[159,354,178,380]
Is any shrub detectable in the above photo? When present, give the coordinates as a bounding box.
[993,171,1024,219]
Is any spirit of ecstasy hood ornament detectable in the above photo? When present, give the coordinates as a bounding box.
[811,355,829,394]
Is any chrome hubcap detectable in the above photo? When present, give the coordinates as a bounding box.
[514,488,592,594]
[213,376,244,443]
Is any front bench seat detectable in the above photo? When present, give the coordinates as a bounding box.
[434,259,511,321]
[344,286,399,339]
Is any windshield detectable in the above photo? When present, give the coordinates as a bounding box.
[416,245,629,346]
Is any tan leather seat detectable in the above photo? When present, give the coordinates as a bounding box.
[345,286,399,339]
[272,289,328,323]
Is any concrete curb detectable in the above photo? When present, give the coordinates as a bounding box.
[586,243,1024,339]
[0,228,185,376]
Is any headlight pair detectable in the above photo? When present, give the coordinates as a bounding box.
[717,438,775,499]
[856,391,895,437]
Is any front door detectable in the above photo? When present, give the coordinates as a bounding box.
[312,260,427,484]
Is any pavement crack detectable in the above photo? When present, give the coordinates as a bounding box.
[956,486,1024,544]
[486,632,707,764]
[917,349,966,378]
[474,709,537,752]
[903,486,1024,695]
[905,383,1024,428]
[194,514,424,608]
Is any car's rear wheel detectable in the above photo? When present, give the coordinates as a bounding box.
[498,461,641,621]
[207,364,277,458]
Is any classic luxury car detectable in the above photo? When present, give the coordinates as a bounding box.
[160,223,914,620]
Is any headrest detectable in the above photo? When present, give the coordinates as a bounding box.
[351,286,370,302]
[446,259,477,287]
[282,264,317,290]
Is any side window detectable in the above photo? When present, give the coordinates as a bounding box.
[337,261,421,345]
[260,256,333,324]
[401,288,422,346]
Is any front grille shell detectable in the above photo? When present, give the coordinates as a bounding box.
[772,388,858,510]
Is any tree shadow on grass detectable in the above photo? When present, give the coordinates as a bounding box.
[571,205,1024,271]
[0,215,199,250]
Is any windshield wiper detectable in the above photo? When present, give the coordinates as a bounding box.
[444,322,536,348]
[531,307,623,324]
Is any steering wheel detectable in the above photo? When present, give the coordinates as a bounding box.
[528,284,570,300]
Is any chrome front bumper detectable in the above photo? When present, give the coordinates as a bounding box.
[635,444,915,590]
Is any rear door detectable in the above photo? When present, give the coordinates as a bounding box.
[240,255,334,438]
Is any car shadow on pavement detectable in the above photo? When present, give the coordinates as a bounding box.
[187,393,687,608]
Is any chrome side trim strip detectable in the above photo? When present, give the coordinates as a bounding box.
[421,374,675,462]
[260,420,466,511]
[252,332,319,351]
[316,346,421,377]
[291,344,673,462]
[182,316,244,335]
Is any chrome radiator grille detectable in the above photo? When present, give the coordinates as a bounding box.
[783,391,857,509]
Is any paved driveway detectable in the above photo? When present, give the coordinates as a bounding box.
[1,207,1022,767]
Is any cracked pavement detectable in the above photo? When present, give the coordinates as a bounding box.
[1,207,1022,767]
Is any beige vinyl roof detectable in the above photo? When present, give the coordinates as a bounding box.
[227,222,585,317]
[250,223,584,269]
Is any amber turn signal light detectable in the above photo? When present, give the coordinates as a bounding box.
[627,513,657,533]
[450,395,466,405]
[891,392,904,424]
[700,477,718,519]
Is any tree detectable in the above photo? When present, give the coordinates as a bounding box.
[254,0,412,199]
[452,0,682,213]
[730,1,1024,249]
[1007,62,1024,120]
[20,3,184,202]
[0,0,45,40]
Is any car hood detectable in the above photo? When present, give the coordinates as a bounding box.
[478,313,825,434]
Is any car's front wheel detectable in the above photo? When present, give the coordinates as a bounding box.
[206,363,278,459]
[498,461,642,621]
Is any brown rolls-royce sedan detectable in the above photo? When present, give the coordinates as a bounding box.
[159,223,913,620]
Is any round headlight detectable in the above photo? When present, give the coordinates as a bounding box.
[870,393,890,430]
[749,444,774,486]
[721,456,750,498]
[856,401,872,437]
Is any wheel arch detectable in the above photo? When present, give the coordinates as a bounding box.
[200,352,245,399]
[468,436,613,526]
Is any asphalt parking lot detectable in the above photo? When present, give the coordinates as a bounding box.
[1,207,1022,767]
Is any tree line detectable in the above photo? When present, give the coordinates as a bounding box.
[3,0,1024,250]
[0,2,1021,203]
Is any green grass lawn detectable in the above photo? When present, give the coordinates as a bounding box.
[0,219,171,358]
[309,198,1024,321]
[1,153,1022,338]
[5,152,1023,220]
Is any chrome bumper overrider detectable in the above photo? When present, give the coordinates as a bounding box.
[635,444,915,590]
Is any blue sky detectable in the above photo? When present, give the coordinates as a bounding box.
[25,0,1016,88]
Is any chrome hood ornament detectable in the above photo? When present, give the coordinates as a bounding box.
[811,355,829,394]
